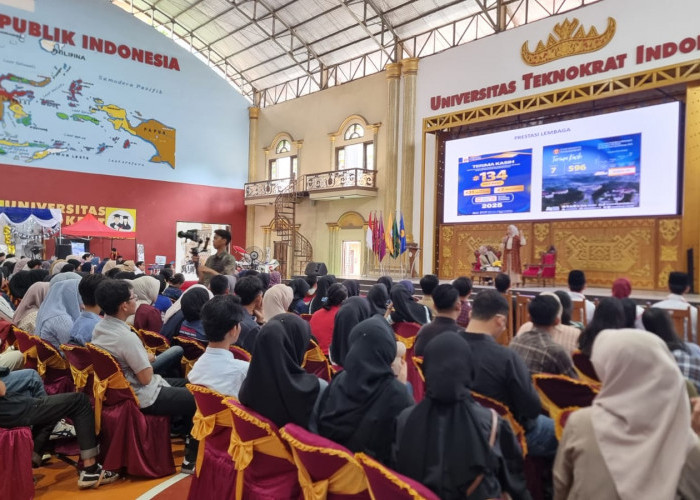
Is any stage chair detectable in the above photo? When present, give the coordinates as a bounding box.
[171,336,206,376]
[571,300,587,326]
[532,374,599,439]
[514,294,533,334]
[279,423,372,500]
[186,384,238,500]
[393,322,423,402]
[34,337,74,395]
[0,427,34,500]
[571,350,600,386]
[356,452,439,500]
[136,328,171,355]
[86,343,175,478]
[223,398,301,500]
[12,326,39,370]
[302,339,334,382]
[670,308,693,343]
[522,250,557,287]
[60,344,94,398]
[230,345,252,362]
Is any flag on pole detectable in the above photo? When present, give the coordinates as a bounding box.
[399,211,407,254]
[373,211,380,256]
[384,211,394,257]
[366,212,373,250]
[391,212,400,259]
[378,213,386,261]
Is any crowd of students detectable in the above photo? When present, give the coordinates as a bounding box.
[2,247,700,498]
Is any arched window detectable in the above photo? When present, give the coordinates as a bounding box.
[332,116,379,171]
[266,133,300,181]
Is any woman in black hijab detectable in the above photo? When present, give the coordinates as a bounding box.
[390,283,432,325]
[288,278,310,315]
[238,313,323,428]
[309,275,333,314]
[377,276,393,293]
[395,333,530,500]
[316,315,414,464]
[330,296,371,367]
[366,283,390,317]
[342,279,360,297]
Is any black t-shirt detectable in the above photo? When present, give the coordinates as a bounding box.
[414,317,464,356]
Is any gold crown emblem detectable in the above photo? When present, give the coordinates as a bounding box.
[521,17,616,66]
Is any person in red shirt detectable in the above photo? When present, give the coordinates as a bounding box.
[309,283,348,355]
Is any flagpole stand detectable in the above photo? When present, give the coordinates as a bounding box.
[407,243,420,278]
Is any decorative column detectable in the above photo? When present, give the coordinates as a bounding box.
[326,223,341,275]
[384,63,401,221]
[682,83,700,291]
[400,58,419,243]
[246,106,260,247]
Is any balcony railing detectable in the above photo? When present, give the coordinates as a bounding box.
[305,168,376,191]
[244,178,293,198]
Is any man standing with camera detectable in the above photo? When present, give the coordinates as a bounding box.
[194,229,237,286]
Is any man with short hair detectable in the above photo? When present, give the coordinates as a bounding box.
[209,274,231,296]
[567,270,595,323]
[69,274,106,346]
[494,272,511,294]
[27,259,42,270]
[195,229,236,286]
[134,261,145,275]
[417,274,439,315]
[652,271,698,343]
[510,294,577,377]
[460,289,557,458]
[91,279,198,474]
[233,276,264,354]
[452,276,473,328]
[414,284,463,356]
[188,295,249,397]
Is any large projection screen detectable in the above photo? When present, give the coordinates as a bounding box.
[443,102,681,223]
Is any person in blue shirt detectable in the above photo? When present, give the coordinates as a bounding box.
[69,274,106,346]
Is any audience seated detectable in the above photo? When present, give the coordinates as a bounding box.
[577,297,625,357]
[316,315,414,464]
[188,295,249,397]
[395,333,530,500]
[642,307,700,393]
[309,283,348,355]
[510,293,577,377]
[377,276,393,294]
[516,290,580,355]
[414,284,463,356]
[389,284,432,326]
[309,275,333,314]
[417,274,439,316]
[209,274,231,296]
[36,278,82,349]
[12,281,50,333]
[0,369,119,488]
[652,271,698,343]
[161,284,212,339]
[91,279,198,474]
[152,275,172,314]
[452,276,472,329]
[366,283,390,317]
[262,283,294,322]
[130,276,163,333]
[288,278,311,315]
[233,275,265,353]
[460,290,557,458]
[162,272,185,301]
[238,313,325,429]
[566,270,596,323]
[342,279,360,297]
[611,277,644,328]
[177,287,211,343]
[553,329,700,499]
[68,274,106,346]
[330,296,372,367]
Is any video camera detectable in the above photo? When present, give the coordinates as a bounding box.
[177,229,209,256]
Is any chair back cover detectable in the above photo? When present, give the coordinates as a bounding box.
[224,398,301,500]
[34,336,74,394]
[393,322,423,402]
[302,339,334,381]
[172,336,206,376]
[279,423,371,500]
[0,427,34,500]
[12,326,38,370]
[61,344,95,396]
[571,350,600,385]
[137,329,171,354]
[532,373,598,439]
[301,313,313,322]
[356,452,439,500]
[471,391,527,456]
[230,345,252,361]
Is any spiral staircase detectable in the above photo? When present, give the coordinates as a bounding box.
[274,178,312,278]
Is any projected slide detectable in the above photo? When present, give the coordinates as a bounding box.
[457,149,532,216]
[541,134,641,212]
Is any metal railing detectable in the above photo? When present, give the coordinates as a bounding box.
[244,178,294,198]
[305,168,376,191]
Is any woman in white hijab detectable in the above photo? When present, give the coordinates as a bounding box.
[128,275,162,332]
[554,329,700,500]
[262,284,293,322]
[500,224,525,285]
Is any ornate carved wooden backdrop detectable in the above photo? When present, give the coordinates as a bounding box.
[438,217,683,290]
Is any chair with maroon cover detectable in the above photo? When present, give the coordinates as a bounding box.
[279,423,372,500]
[571,350,601,386]
[86,343,175,477]
[171,336,206,376]
[356,452,439,500]
[186,384,238,500]
[393,322,423,402]
[0,318,14,351]
[301,339,334,382]
[34,336,74,395]
[522,250,557,287]
[136,329,171,355]
[300,313,313,322]
[60,344,95,399]
[0,427,34,500]
[532,374,599,439]
[223,398,301,500]
[12,326,39,370]
[230,344,252,362]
